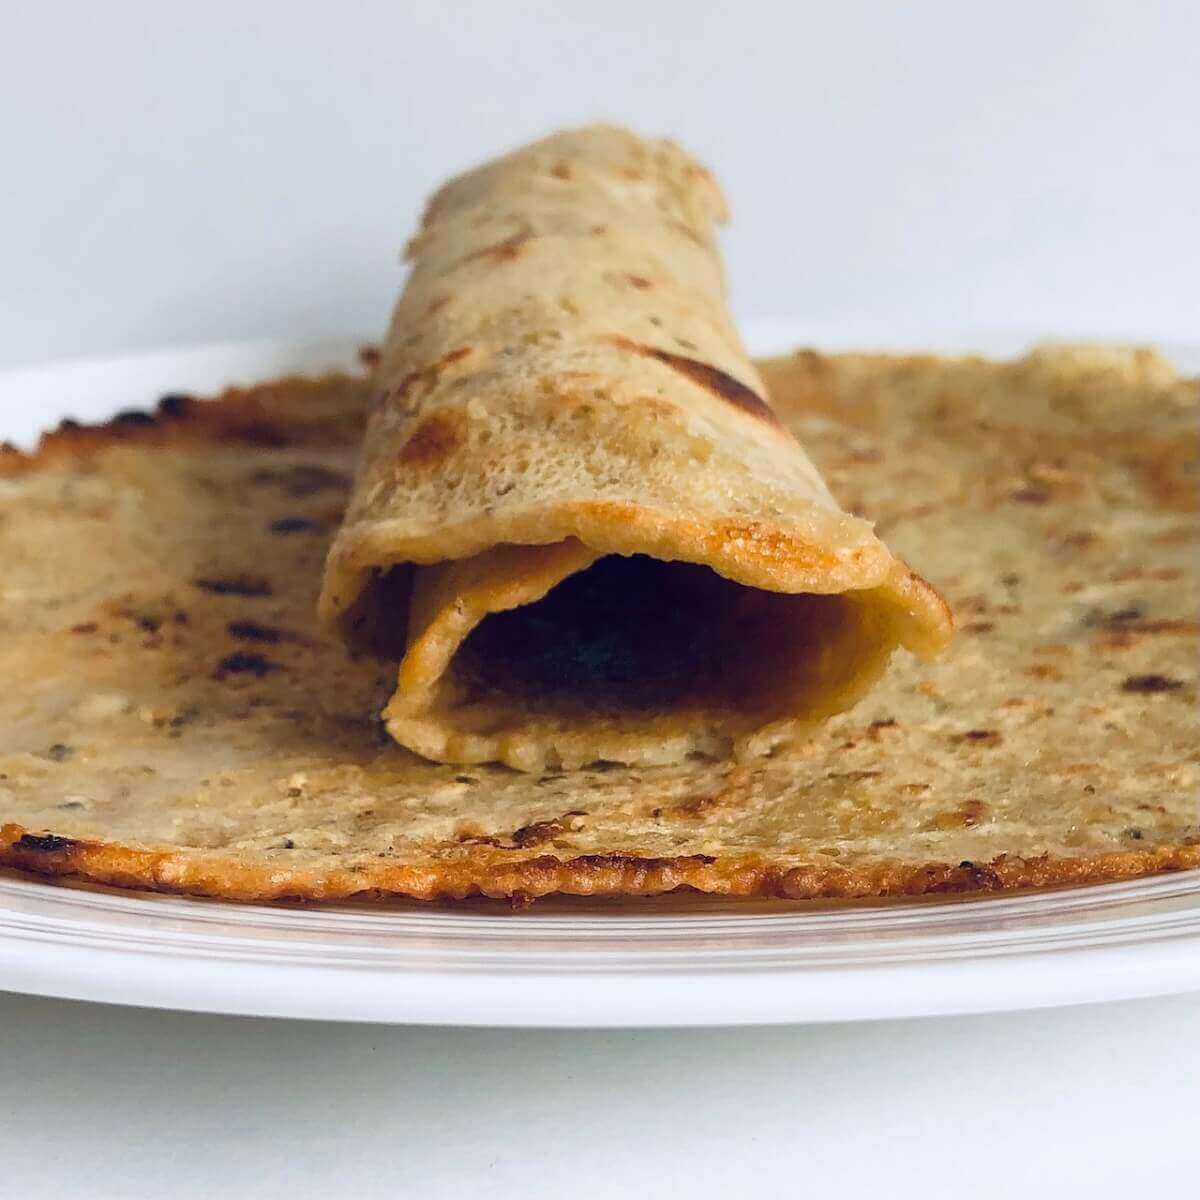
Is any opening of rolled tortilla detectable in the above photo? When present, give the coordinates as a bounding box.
[366,541,916,772]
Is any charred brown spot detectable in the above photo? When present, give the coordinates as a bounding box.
[1103,607,1144,624]
[391,347,474,408]
[963,621,996,634]
[398,411,462,467]
[14,833,78,854]
[194,575,273,597]
[510,819,566,848]
[69,621,98,634]
[156,393,194,418]
[570,852,717,869]
[226,620,284,644]
[113,408,157,427]
[1011,487,1051,504]
[1121,674,1185,693]
[625,274,653,289]
[929,860,1003,892]
[589,224,607,235]
[549,161,572,180]
[357,345,381,369]
[607,336,784,431]
[269,516,320,534]
[456,833,505,848]
[426,294,451,316]
[214,651,278,679]
[957,729,1002,746]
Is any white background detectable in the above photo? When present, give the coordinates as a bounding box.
[1,2,1197,1195]
[0,0,1196,368]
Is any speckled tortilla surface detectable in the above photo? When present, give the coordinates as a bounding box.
[0,344,1196,902]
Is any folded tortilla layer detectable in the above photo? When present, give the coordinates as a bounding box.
[319,125,951,770]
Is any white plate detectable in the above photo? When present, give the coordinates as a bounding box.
[1,325,1197,1027]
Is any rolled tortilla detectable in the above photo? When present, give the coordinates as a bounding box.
[319,125,952,771]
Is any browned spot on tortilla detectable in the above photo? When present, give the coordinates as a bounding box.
[112,408,158,428]
[1010,487,1051,505]
[226,620,288,644]
[1095,618,1200,650]
[1121,674,1185,694]
[457,228,533,269]
[956,729,1002,746]
[456,812,585,850]
[268,516,320,534]
[589,224,607,236]
[1129,439,1199,512]
[426,294,451,316]
[193,575,273,598]
[930,800,991,831]
[607,336,784,431]
[625,274,653,289]
[510,814,585,848]
[962,620,995,634]
[357,345,381,370]
[213,651,278,680]
[549,161,572,180]
[509,820,564,848]
[13,833,78,853]
[704,517,838,569]
[397,411,463,467]
[1110,566,1184,583]
[1025,663,1062,681]
[391,347,474,408]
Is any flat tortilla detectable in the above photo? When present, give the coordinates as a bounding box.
[320,126,950,770]
[0,343,1196,901]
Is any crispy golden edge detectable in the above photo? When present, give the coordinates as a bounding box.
[0,371,374,477]
[1,362,1195,903]
[3,823,1198,903]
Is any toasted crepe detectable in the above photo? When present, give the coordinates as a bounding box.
[320,126,950,771]
[0,344,1196,902]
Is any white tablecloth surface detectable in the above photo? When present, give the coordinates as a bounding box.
[2,989,1195,1197]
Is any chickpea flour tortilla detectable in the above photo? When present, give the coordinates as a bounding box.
[318,126,951,772]
[0,344,1195,901]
